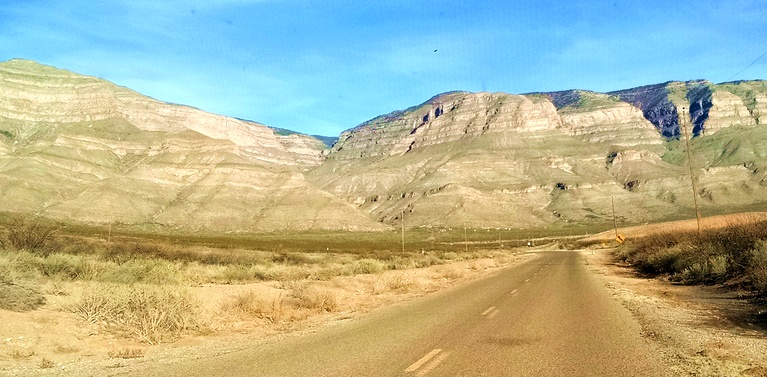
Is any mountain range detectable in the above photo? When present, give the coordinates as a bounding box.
[2,59,766,233]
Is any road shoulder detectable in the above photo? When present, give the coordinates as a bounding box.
[585,248,767,377]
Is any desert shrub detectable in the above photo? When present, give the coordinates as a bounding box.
[269,265,313,281]
[3,216,58,254]
[389,256,417,270]
[36,253,92,280]
[313,264,354,280]
[108,348,145,359]
[0,274,46,312]
[747,241,767,295]
[370,274,415,294]
[617,221,767,290]
[415,254,444,268]
[218,264,254,283]
[222,291,269,317]
[709,254,729,277]
[436,266,466,280]
[290,283,337,312]
[678,261,710,284]
[353,259,385,274]
[68,285,118,323]
[98,258,178,285]
[68,284,201,344]
[384,274,414,292]
[637,244,693,274]
[221,290,283,322]
[440,252,460,261]
[40,358,55,369]
[272,252,312,265]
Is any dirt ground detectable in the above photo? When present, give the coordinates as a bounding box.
[0,253,534,376]
[5,212,767,376]
[585,248,767,376]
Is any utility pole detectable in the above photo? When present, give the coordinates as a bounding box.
[464,224,468,253]
[401,210,405,253]
[680,106,702,235]
[612,196,618,239]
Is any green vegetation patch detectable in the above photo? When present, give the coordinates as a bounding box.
[560,91,622,113]
[715,80,767,113]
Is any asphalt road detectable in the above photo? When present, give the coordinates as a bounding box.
[135,251,671,377]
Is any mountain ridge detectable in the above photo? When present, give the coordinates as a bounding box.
[3,58,767,232]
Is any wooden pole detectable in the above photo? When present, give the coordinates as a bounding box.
[401,210,405,253]
[464,224,468,253]
[681,106,702,235]
[612,196,619,239]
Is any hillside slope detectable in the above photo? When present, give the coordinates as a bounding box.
[0,59,386,232]
[3,59,767,232]
[308,82,767,228]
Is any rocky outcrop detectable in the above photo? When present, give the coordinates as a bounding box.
[555,92,662,147]
[310,81,767,229]
[703,91,756,134]
[328,92,561,160]
[4,58,767,232]
[611,83,682,138]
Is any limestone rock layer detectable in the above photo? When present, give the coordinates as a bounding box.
[0,59,385,232]
[2,59,767,232]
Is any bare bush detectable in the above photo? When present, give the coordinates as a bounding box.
[3,216,58,254]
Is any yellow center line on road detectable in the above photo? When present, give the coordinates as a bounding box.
[481,307,496,316]
[405,349,442,373]
[524,278,530,283]
[510,288,518,295]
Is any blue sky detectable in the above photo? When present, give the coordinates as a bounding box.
[1,0,766,136]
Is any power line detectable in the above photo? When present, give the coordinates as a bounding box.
[726,49,767,82]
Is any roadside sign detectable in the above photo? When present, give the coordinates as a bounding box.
[616,234,625,244]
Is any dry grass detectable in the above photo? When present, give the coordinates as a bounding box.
[220,290,284,322]
[67,284,202,344]
[39,358,55,369]
[0,215,526,347]
[8,349,35,359]
[748,241,767,294]
[288,282,338,312]
[370,273,416,294]
[615,220,767,292]
[108,348,145,359]
[0,274,46,312]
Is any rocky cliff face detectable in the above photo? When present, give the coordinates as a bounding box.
[310,80,767,229]
[0,59,385,232]
[3,58,767,232]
